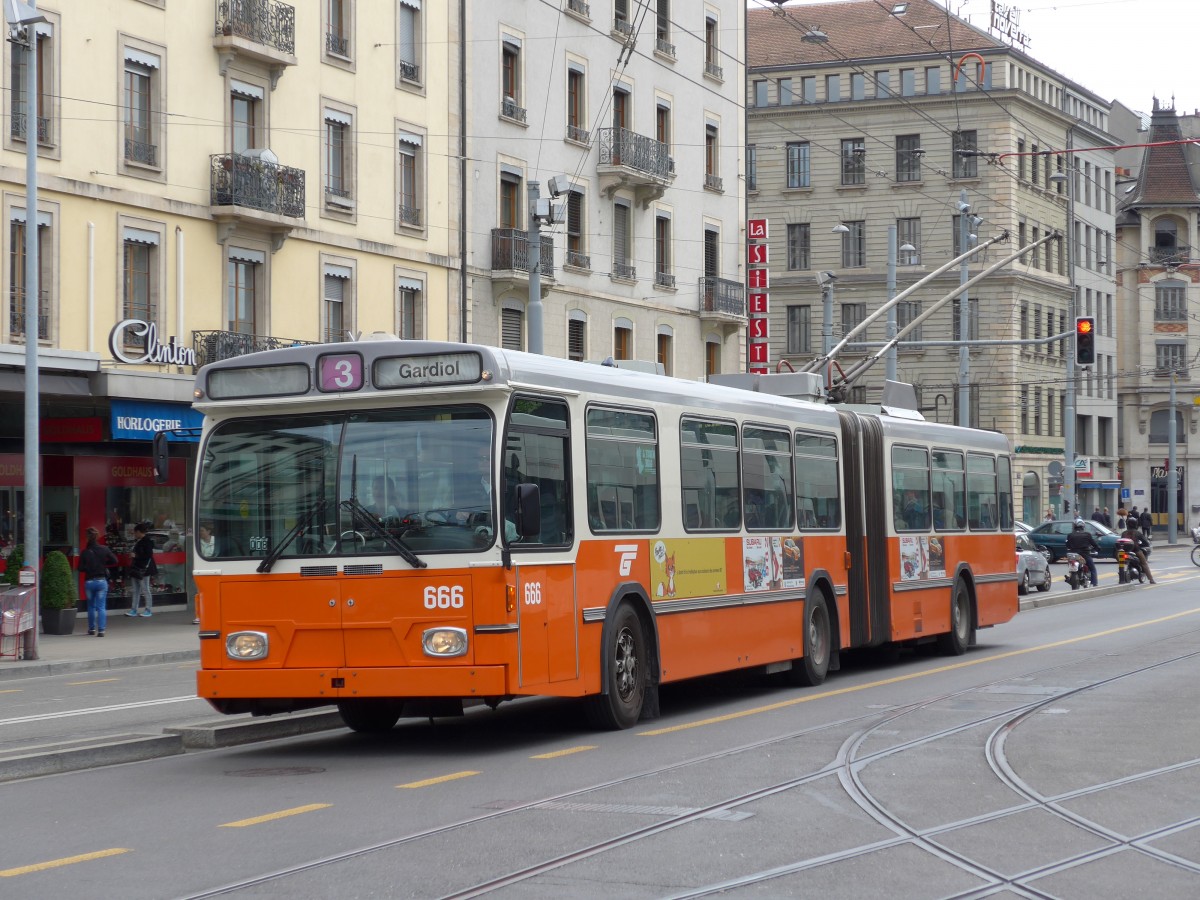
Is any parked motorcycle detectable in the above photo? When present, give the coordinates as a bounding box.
[1064,551,1087,590]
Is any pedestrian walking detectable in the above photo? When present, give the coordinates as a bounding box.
[1102,507,1112,528]
[125,522,157,617]
[1090,507,1104,524]
[1117,506,1129,530]
[80,527,118,636]
[1139,507,1153,540]
[1044,508,1055,522]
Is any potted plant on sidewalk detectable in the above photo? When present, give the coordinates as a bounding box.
[40,550,78,635]
[2,544,24,586]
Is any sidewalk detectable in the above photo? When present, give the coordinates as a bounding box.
[0,605,200,681]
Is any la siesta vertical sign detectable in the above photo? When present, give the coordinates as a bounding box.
[108,319,198,367]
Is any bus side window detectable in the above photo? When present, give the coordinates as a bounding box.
[503,397,573,546]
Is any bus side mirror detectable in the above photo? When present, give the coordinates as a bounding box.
[152,432,170,484]
[515,483,541,539]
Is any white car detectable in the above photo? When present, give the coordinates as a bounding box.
[1016,532,1052,595]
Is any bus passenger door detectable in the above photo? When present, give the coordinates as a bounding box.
[516,562,578,687]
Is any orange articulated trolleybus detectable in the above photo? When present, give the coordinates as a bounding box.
[176,338,1016,732]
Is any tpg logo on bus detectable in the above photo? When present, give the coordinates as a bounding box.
[615,544,639,576]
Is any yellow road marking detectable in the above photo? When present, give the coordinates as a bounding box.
[0,848,130,877]
[67,678,119,686]
[219,803,330,828]
[640,605,1200,736]
[531,745,596,759]
[397,770,479,789]
[0,689,21,694]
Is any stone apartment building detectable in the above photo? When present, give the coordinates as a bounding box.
[463,0,747,379]
[746,0,1119,523]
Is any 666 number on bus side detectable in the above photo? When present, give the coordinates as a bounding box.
[424,585,465,609]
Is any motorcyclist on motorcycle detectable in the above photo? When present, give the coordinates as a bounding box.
[1065,520,1101,587]
[1119,525,1156,584]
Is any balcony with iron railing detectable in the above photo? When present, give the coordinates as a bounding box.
[655,270,676,289]
[193,329,318,368]
[210,153,305,223]
[124,129,158,167]
[699,277,746,321]
[612,18,634,38]
[566,124,590,144]
[566,0,590,19]
[10,106,50,144]
[655,37,676,58]
[565,249,591,270]
[598,126,671,205]
[500,96,527,124]
[612,261,636,281]
[704,59,723,80]
[704,172,724,193]
[491,228,554,297]
[9,288,49,340]
[325,29,349,57]
[399,59,419,83]
[398,203,421,228]
[1149,244,1191,265]
[214,0,298,76]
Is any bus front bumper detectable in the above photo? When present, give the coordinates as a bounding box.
[197,664,509,701]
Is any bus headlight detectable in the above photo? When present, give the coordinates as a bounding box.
[226,631,269,660]
[422,627,468,658]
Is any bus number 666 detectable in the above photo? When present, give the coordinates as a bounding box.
[524,582,542,605]
[424,585,464,609]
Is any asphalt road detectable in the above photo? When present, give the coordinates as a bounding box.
[1,544,1198,897]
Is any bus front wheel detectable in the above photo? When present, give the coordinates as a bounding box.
[338,699,404,733]
[937,581,972,656]
[788,593,830,687]
[586,604,646,730]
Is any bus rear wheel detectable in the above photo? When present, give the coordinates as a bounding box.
[585,604,646,730]
[338,699,404,733]
[788,593,830,687]
[937,581,972,656]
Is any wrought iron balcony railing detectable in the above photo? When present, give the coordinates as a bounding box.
[598,127,670,180]
[704,173,724,192]
[399,59,419,82]
[193,329,318,368]
[500,97,527,123]
[567,0,590,18]
[398,204,422,227]
[613,18,634,36]
[565,250,590,270]
[704,60,723,80]
[210,153,305,219]
[1149,245,1191,265]
[700,277,745,317]
[566,124,590,144]
[125,136,158,167]
[655,38,676,58]
[613,262,636,280]
[8,289,49,340]
[655,271,676,288]
[326,30,349,57]
[491,228,554,277]
[215,0,296,56]
[10,108,50,143]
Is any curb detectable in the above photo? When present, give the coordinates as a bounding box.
[0,733,185,783]
[1019,580,1142,611]
[165,709,345,749]
[0,649,200,682]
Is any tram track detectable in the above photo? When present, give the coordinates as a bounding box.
[176,631,1200,899]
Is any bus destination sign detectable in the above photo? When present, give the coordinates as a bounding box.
[374,352,483,389]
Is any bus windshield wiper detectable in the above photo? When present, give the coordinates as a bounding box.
[340,497,428,569]
[257,498,329,574]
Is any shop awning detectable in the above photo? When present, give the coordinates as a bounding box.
[0,371,91,396]
[1078,481,1121,490]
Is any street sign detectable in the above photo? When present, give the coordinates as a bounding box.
[1048,461,1063,476]
[747,219,768,240]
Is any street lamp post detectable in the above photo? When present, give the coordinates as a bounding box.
[956,191,975,427]
[1049,165,1077,518]
[8,0,47,660]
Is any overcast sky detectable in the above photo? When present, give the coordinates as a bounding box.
[769,0,1196,116]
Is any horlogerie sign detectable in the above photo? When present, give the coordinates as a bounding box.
[108,318,198,367]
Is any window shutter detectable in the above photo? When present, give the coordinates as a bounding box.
[501,308,524,350]
[613,204,629,265]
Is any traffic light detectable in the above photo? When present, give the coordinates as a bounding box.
[1075,316,1096,366]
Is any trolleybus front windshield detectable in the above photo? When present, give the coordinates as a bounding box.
[196,406,495,560]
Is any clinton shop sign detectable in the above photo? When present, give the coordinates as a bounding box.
[108,318,198,367]
[111,399,202,442]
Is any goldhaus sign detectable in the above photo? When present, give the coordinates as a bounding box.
[108,319,198,367]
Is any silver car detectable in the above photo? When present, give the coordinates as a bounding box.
[1017,532,1051,595]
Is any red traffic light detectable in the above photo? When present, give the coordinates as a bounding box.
[1076,318,1093,336]
[1075,316,1096,365]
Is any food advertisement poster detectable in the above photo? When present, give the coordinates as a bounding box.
[650,539,727,600]
[899,535,944,581]
[742,537,804,592]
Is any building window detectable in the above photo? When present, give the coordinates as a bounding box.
[952,297,979,341]
[123,48,161,169]
[786,141,811,188]
[801,76,816,103]
[704,16,721,79]
[706,340,720,377]
[786,305,810,354]
[1020,387,1029,434]
[778,77,793,105]
[1033,387,1042,436]
[655,214,673,287]
[226,251,263,335]
[786,223,810,270]
[501,305,524,351]
[323,265,351,342]
[897,217,920,264]
[925,66,940,94]
[323,109,354,205]
[897,300,921,343]
[568,314,586,361]
[613,200,633,279]
[7,213,50,341]
[895,134,922,181]
[325,0,352,59]
[397,130,422,228]
[841,220,865,268]
[841,303,866,350]
[10,23,53,146]
[655,0,672,55]
[1156,342,1187,375]
[398,0,421,84]
[841,138,865,185]
[499,171,521,229]
[851,73,866,100]
[753,80,768,107]
[397,276,421,339]
[567,66,587,142]
[1155,282,1187,321]
[952,130,978,178]
[874,70,890,97]
[900,68,915,96]
[705,123,721,190]
[614,321,632,359]
[746,144,756,191]
[122,232,158,350]
[501,37,524,121]
[703,227,719,279]
[657,330,673,376]
[566,189,587,268]
[230,81,263,154]
[825,74,840,102]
